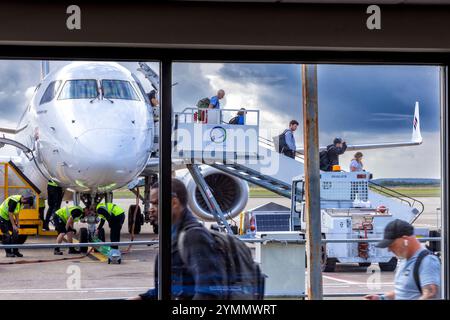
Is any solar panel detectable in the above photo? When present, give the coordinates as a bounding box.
[254,213,291,232]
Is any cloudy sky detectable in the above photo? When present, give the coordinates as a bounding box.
[0,60,442,179]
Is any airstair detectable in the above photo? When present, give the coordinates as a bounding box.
[172,107,426,227]
[208,137,304,198]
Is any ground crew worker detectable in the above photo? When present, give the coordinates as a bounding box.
[95,203,125,250]
[38,196,46,225]
[43,180,64,230]
[0,193,34,257]
[53,205,84,255]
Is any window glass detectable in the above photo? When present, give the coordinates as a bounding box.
[59,79,98,100]
[102,80,140,100]
[39,80,61,105]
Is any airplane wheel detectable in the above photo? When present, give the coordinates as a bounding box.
[108,259,111,264]
[379,257,398,272]
[79,228,88,254]
[322,258,337,272]
[320,235,336,272]
[359,262,371,268]
[128,205,142,235]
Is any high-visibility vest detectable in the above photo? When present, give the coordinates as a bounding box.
[39,197,45,208]
[48,180,58,187]
[0,195,23,220]
[55,206,83,224]
[96,203,125,221]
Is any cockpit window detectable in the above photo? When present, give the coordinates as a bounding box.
[101,80,140,101]
[59,79,99,100]
[40,81,61,105]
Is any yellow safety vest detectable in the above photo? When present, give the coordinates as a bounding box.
[55,206,83,224]
[39,197,45,208]
[96,203,124,220]
[0,195,23,220]
[48,180,58,187]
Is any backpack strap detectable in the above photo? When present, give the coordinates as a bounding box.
[413,250,431,294]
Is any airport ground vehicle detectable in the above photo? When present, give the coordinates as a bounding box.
[289,171,438,272]
[241,170,440,272]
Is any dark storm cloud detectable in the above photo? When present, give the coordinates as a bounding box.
[317,65,440,136]
[217,63,302,127]
[172,63,217,111]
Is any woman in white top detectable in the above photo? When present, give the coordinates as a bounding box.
[350,152,364,172]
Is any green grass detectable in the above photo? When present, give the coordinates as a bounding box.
[114,190,136,199]
[113,187,280,199]
[114,186,440,200]
[377,187,441,198]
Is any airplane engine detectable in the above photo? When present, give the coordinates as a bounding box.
[181,167,249,221]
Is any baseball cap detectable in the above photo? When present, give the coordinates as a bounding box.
[376,219,414,248]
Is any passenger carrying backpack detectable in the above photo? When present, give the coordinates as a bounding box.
[178,226,265,300]
[319,149,330,171]
[413,250,441,294]
[273,129,289,153]
[196,97,210,109]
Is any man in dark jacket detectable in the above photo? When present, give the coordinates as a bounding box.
[130,178,227,300]
[324,137,347,171]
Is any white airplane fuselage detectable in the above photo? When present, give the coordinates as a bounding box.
[14,62,154,197]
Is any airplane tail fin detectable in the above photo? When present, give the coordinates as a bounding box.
[412,101,422,143]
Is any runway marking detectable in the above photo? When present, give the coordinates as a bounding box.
[323,275,394,286]
[90,251,108,263]
[72,239,108,263]
[323,275,359,285]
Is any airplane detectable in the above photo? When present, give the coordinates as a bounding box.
[0,61,155,205]
[0,60,424,225]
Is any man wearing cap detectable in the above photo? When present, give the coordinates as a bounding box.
[0,193,34,257]
[323,138,347,171]
[365,219,441,300]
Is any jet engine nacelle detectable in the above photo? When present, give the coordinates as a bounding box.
[180,166,249,221]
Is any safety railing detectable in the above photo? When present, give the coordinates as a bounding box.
[176,107,260,126]
[0,237,441,300]
[258,135,304,161]
[368,180,425,220]
[0,237,440,249]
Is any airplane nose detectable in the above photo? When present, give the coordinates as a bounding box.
[71,128,147,189]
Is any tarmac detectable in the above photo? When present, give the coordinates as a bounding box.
[0,197,441,300]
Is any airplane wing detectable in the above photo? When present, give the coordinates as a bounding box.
[296,102,422,154]
[0,124,28,135]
